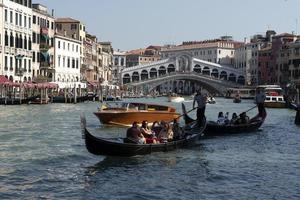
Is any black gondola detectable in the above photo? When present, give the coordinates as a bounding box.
[0,96,37,105]
[183,104,267,136]
[80,109,206,157]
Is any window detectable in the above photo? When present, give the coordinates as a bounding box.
[37,17,40,25]
[29,37,32,50]
[33,15,36,24]
[5,9,8,22]
[4,56,8,70]
[15,13,18,25]
[10,32,14,47]
[32,32,36,43]
[5,31,8,46]
[28,60,31,72]
[71,24,77,30]
[72,59,75,68]
[15,34,18,48]
[51,22,54,30]
[32,51,35,62]
[24,59,27,71]
[10,57,13,71]
[19,14,22,26]
[63,57,65,67]
[58,56,61,67]
[76,45,78,52]
[67,58,70,68]
[24,16,27,28]
[10,11,13,23]
[29,17,31,28]
[58,41,61,48]
[76,59,79,69]
[63,42,65,49]
[68,43,70,50]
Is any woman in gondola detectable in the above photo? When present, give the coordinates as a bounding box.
[157,121,174,143]
[140,120,157,144]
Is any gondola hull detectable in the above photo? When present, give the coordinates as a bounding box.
[204,119,264,135]
[81,115,206,157]
[182,104,266,136]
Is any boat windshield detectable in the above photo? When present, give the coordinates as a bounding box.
[104,102,128,108]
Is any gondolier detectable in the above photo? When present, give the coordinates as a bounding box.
[193,89,206,125]
[255,88,266,115]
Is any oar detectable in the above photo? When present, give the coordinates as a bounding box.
[169,106,198,123]
[242,105,258,114]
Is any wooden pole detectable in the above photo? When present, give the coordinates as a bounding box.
[295,106,300,125]
[74,84,77,104]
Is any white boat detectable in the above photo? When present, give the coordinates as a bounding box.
[168,96,185,103]
[257,85,286,108]
[226,88,256,99]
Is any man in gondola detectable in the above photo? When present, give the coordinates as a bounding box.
[126,121,146,144]
[255,88,266,116]
[193,89,207,126]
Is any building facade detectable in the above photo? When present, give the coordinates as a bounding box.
[31,3,55,82]
[53,34,81,88]
[0,0,33,82]
[126,46,161,68]
[161,37,241,67]
[112,50,126,85]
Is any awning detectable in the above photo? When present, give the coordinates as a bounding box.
[0,75,10,84]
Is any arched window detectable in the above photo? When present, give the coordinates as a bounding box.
[10,32,14,47]
[15,33,19,48]
[24,36,27,49]
[19,34,23,49]
[121,58,124,66]
[5,31,8,46]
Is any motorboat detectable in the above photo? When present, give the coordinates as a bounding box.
[94,102,181,126]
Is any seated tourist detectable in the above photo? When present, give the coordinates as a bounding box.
[151,121,162,136]
[140,120,157,144]
[158,121,174,143]
[238,112,250,124]
[217,112,226,125]
[126,121,146,144]
[230,113,239,124]
[172,119,184,140]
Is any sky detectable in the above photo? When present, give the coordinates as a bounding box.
[34,0,300,51]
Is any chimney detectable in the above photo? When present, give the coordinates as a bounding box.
[51,9,54,17]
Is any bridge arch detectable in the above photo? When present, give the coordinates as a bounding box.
[132,71,140,82]
[228,73,237,82]
[211,69,219,78]
[150,68,157,78]
[167,64,175,73]
[123,74,131,84]
[141,70,149,81]
[193,64,201,73]
[237,75,245,85]
[202,66,210,75]
[158,66,166,76]
[220,71,228,80]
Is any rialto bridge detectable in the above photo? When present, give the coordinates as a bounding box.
[121,54,245,94]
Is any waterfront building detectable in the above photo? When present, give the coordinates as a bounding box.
[53,34,82,88]
[258,32,296,85]
[31,3,55,82]
[112,50,126,85]
[98,41,113,85]
[83,33,98,85]
[234,39,264,85]
[55,17,86,81]
[161,36,241,67]
[126,45,161,67]
[0,0,33,82]
[287,40,300,87]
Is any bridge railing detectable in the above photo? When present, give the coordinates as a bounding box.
[127,71,243,87]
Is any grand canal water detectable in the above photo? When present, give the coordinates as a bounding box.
[0,97,299,199]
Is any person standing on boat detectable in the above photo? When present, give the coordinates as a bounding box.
[193,89,207,125]
[255,88,266,115]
